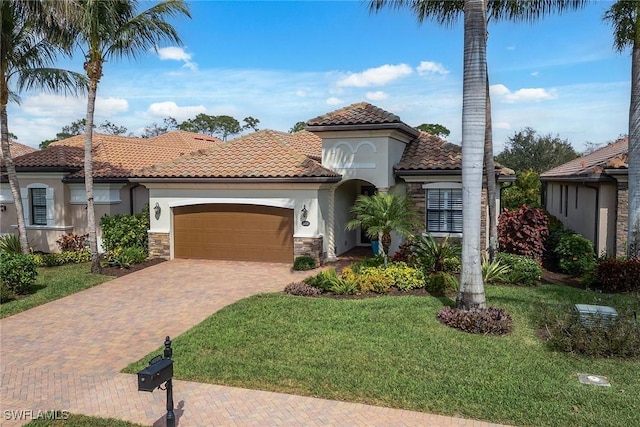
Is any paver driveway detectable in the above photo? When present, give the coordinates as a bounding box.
[1,259,507,427]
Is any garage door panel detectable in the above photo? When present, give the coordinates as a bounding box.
[173,204,294,262]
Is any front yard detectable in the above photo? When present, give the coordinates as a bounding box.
[125,283,639,427]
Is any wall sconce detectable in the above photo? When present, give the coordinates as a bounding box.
[0,204,6,212]
[300,205,310,226]
[154,202,162,220]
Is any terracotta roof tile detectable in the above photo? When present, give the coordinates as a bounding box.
[395,132,463,171]
[12,131,222,180]
[277,130,322,161]
[306,102,401,126]
[135,130,338,179]
[540,138,628,178]
[1,141,38,167]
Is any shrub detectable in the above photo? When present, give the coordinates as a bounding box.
[330,279,358,295]
[100,208,150,254]
[409,234,461,274]
[498,205,548,262]
[350,255,385,272]
[425,272,459,294]
[284,282,321,296]
[385,262,425,291]
[341,266,393,293]
[106,247,147,269]
[554,233,595,276]
[0,282,16,303]
[0,233,22,254]
[544,227,575,271]
[56,233,88,252]
[437,306,513,336]
[391,242,413,263]
[542,308,640,358]
[293,256,316,271]
[496,252,541,286]
[596,258,640,293]
[303,268,343,292]
[0,253,38,295]
[482,258,511,284]
[32,249,92,267]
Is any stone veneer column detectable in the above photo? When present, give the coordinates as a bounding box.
[294,236,324,266]
[326,186,337,261]
[616,183,629,258]
[148,231,170,259]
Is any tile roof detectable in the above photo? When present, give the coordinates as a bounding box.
[540,138,628,179]
[307,102,402,126]
[11,131,222,180]
[1,141,38,168]
[134,130,338,180]
[277,130,322,161]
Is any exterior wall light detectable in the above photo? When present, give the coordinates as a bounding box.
[0,204,6,212]
[301,205,310,226]
[154,202,161,220]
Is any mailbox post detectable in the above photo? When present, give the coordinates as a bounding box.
[137,336,175,427]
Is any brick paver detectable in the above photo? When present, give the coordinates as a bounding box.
[1,259,509,427]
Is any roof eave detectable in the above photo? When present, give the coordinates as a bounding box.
[306,122,420,138]
[129,176,342,184]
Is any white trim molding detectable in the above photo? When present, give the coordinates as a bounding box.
[167,198,295,209]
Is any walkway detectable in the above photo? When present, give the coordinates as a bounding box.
[1,259,508,427]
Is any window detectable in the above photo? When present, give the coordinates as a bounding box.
[426,189,462,233]
[30,188,47,225]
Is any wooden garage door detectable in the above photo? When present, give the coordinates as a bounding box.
[173,204,294,262]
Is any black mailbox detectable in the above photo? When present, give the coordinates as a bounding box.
[137,357,173,392]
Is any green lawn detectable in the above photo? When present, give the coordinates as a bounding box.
[126,285,640,427]
[0,263,113,319]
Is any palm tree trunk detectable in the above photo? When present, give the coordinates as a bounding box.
[1,101,29,254]
[457,0,487,310]
[628,1,640,259]
[484,74,498,262]
[85,76,101,273]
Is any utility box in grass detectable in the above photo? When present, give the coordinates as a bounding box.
[574,304,618,326]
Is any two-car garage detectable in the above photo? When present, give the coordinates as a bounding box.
[172,204,294,263]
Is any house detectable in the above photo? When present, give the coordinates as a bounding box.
[1,102,515,262]
[0,131,221,251]
[540,137,629,257]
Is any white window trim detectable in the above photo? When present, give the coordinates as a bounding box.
[423,183,463,237]
[21,183,55,227]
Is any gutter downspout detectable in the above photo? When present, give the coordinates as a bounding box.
[499,181,514,211]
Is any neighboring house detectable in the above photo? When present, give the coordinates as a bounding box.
[134,102,514,263]
[1,141,38,234]
[1,103,515,261]
[0,131,221,251]
[540,137,629,257]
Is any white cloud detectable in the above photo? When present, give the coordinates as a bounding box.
[296,89,307,97]
[326,97,343,106]
[493,122,511,130]
[156,46,198,71]
[531,71,539,77]
[96,97,129,115]
[366,91,388,101]
[416,61,449,76]
[146,101,207,121]
[490,84,558,103]
[336,64,413,87]
[20,93,128,117]
[506,45,516,51]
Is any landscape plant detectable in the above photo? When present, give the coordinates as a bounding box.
[408,233,460,274]
[293,256,316,271]
[554,233,596,276]
[481,257,511,284]
[437,306,512,336]
[0,233,22,254]
[496,252,541,286]
[425,271,459,295]
[0,252,38,295]
[596,258,640,293]
[498,205,549,262]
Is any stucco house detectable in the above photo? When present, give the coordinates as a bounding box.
[1,102,514,262]
[540,137,629,257]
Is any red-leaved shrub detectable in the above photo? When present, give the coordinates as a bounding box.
[596,258,640,293]
[437,306,512,335]
[498,206,548,263]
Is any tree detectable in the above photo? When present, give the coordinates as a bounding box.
[370,0,588,264]
[38,118,126,148]
[501,169,541,210]
[416,123,451,137]
[496,127,580,173]
[71,0,190,273]
[98,120,127,135]
[289,121,306,133]
[215,115,242,140]
[605,1,640,258]
[345,193,420,266]
[142,116,177,138]
[242,116,260,132]
[1,0,86,253]
[178,113,243,140]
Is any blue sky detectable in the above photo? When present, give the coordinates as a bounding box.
[8,0,631,153]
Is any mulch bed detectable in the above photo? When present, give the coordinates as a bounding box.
[540,268,583,288]
[100,258,166,278]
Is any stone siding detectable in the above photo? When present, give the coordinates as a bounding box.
[616,183,628,258]
[294,236,324,266]
[148,231,170,259]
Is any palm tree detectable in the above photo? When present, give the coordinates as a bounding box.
[1,0,86,253]
[605,0,640,259]
[69,0,190,272]
[346,193,420,266]
[369,0,590,263]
